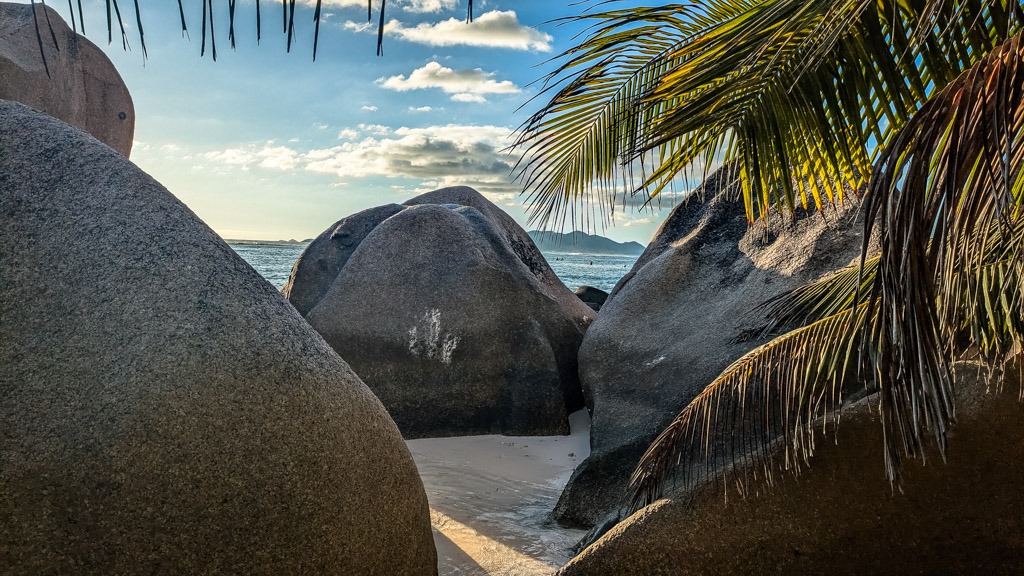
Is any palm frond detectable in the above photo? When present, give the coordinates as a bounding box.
[628,31,1024,511]
[863,31,1024,481]
[629,305,870,512]
[514,0,1022,230]
[33,0,474,61]
[734,254,879,342]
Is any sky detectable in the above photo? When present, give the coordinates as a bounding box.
[34,0,676,243]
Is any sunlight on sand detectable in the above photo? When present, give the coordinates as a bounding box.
[408,411,591,576]
[430,509,555,575]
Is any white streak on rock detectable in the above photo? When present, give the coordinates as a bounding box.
[409,309,460,364]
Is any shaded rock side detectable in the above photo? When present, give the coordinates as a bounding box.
[556,170,866,526]
[0,101,436,575]
[0,3,134,156]
[284,187,594,438]
[574,285,608,312]
[559,364,1024,575]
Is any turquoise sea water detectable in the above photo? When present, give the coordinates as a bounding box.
[228,241,640,293]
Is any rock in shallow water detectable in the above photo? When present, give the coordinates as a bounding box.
[284,187,593,438]
[0,101,436,575]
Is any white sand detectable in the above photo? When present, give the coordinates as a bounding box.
[407,411,591,576]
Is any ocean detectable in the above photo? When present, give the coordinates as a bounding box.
[227,241,640,293]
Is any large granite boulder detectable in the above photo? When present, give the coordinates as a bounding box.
[559,363,1024,575]
[0,101,436,575]
[0,2,134,156]
[555,168,866,526]
[283,187,594,438]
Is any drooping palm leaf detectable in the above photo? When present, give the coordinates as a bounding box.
[514,0,1020,230]
[629,304,871,512]
[34,0,474,61]
[863,31,1024,481]
[628,29,1024,511]
[734,254,880,342]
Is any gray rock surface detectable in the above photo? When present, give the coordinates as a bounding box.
[555,168,866,526]
[0,102,436,575]
[574,285,608,312]
[283,186,594,438]
[0,2,133,156]
[559,363,1024,575]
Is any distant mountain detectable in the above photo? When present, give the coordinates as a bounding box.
[528,230,645,255]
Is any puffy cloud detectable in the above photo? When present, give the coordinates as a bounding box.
[304,124,515,181]
[204,142,302,171]
[361,105,378,111]
[201,125,520,199]
[344,10,552,51]
[298,0,364,7]
[408,106,435,112]
[358,123,392,135]
[451,93,486,103]
[379,62,519,103]
[399,0,458,13]
[337,128,360,140]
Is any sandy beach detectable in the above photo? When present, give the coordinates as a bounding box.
[408,411,592,576]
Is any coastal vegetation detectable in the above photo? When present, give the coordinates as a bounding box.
[512,0,1024,510]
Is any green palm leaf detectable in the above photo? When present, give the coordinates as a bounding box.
[628,30,1024,510]
[864,31,1024,479]
[629,305,870,512]
[514,0,1020,227]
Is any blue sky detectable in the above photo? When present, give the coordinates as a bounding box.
[43,0,671,242]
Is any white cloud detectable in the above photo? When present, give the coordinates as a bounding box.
[408,106,435,112]
[337,128,359,140]
[345,10,552,51]
[298,0,363,7]
[379,62,519,103]
[399,0,458,13]
[203,141,301,171]
[451,93,487,103]
[358,123,392,135]
[361,105,379,111]
[200,125,520,200]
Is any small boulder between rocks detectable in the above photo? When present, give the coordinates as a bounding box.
[574,285,609,312]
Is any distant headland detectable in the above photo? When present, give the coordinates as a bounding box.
[528,230,645,256]
[225,238,314,245]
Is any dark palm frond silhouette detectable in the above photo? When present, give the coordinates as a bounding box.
[32,0,474,62]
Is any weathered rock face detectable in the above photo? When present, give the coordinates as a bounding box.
[574,286,608,312]
[555,169,866,526]
[559,364,1024,575]
[0,3,134,156]
[0,102,436,575]
[283,186,594,438]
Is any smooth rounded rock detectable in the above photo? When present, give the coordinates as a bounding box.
[0,2,134,156]
[556,167,866,526]
[560,363,1024,575]
[0,101,436,575]
[284,187,593,438]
